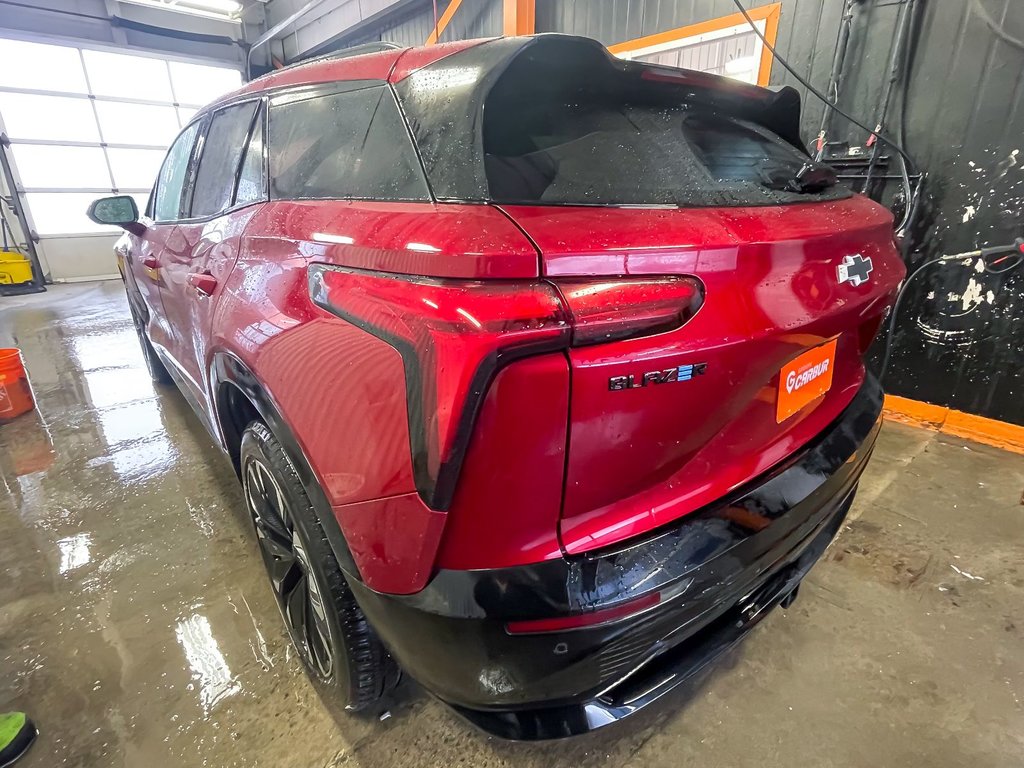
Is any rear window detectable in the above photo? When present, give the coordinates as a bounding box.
[484,99,847,207]
[473,38,848,208]
[268,85,429,202]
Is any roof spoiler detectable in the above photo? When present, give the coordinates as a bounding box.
[394,34,810,202]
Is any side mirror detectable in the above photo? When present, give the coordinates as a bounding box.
[87,196,144,234]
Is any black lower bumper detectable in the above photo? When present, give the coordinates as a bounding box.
[349,375,884,739]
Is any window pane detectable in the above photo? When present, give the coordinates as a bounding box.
[168,61,242,106]
[94,101,180,146]
[235,107,265,206]
[0,39,88,93]
[107,148,165,191]
[269,87,429,201]
[11,145,110,189]
[154,122,201,221]
[0,92,99,142]
[191,102,257,217]
[83,49,173,101]
[481,63,845,207]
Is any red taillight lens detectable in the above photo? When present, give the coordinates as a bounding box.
[310,266,703,511]
[505,592,662,635]
[309,264,569,509]
[555,277,704,347]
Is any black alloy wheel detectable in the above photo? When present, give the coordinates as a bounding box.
[239,421,397,709]
[244,455,334,680]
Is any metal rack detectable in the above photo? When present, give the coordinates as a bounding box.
[0,133,45,295]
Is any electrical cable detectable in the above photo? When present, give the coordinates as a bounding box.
[731,0,929,377]
[969,0,1024,51]
[732,0,1024,383]
[894,0,922,252]
[732,0,1020,385]
[876,243,1024,381]
[876,254,959,382]
[730,0,918,176]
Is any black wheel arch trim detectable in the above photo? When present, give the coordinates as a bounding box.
[210,350,363,581]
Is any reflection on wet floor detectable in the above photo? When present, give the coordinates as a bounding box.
[1,281,1023,768]
[0,282,361,767]
[56,533,91,574]
[175,613,241,715]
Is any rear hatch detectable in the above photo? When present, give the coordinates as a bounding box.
[503,198,902,554]
[474,37,904,554]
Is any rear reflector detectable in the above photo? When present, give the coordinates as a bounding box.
[505,592,662,635]
[555,277,704,347]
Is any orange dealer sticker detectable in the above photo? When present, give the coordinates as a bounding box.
[776,338,838,423]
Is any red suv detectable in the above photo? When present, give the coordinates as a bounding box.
[88,35,903,739]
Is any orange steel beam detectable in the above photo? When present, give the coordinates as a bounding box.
[608,2,782,87]
[425,0,467,45]
[503,0,535,36]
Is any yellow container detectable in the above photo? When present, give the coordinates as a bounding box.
[0,250,33,285]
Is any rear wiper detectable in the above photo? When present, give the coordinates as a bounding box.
[759,162,837,193]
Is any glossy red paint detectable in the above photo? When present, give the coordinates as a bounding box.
[387,39,489,82]
[502,196,903,553]
[438,355,569,569]
[212,49,403,109]
[333,492,446,595]
[127,193,902,590]
[197,199,554,593]
[130,219,175,354]
[207,39,486,115]
[213,237,416,507]
[163,209,260,411]
[250,200,540,278]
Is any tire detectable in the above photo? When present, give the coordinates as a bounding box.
[239,421,398,710]
[126,296,172,385]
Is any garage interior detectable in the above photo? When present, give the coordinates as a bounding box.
[0,0,1022,766]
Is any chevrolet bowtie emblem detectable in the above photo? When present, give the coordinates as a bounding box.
[837,254,873,286]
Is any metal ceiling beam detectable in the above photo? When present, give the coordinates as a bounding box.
[245,0,324,78]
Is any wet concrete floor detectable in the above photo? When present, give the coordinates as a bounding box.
[1,280,1022,767]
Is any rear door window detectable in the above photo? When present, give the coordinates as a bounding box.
[234,103,266,207]
[153,121,201,221]
[190,100,259,217]
[268,85,429,201]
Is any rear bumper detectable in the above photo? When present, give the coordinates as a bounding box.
[349,374,884,739]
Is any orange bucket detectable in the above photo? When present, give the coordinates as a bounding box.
[0,348,35,421]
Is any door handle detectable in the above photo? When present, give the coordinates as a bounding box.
[187,271,218,297]
[142,256,160,270]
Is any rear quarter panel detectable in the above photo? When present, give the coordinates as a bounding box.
[208,199,545,592]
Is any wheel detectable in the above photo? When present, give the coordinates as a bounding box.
[240,421,397,709]
[126,297,172,385]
